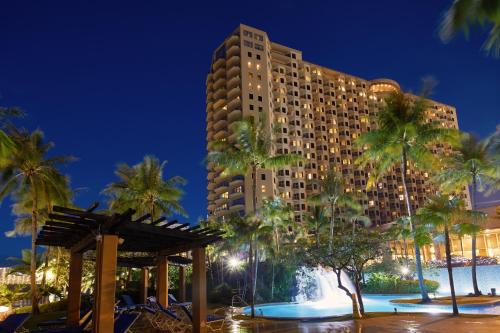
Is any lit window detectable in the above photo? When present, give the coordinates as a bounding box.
[261,185,266,193]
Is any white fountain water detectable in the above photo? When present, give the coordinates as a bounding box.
[294,266,356,307]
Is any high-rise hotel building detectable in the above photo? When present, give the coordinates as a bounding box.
[206,24,461,225]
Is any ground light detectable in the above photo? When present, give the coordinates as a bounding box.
[400,266,409,275]
[227,256,243,271]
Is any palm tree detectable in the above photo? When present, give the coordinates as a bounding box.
[308,170,361,250]
[304,205,329,247]
[434,133,496,295]
[485,125,500,190]
[259,197,294,299]
[0,128,72,314]
[103,155,187,220]
[389,216,413,265]
[355,89,458,302]
[343,206,371,237]
[440,0,500,57]
[221,214,265,318]
[416,195,485,315]
[0,107,24,166]
[206,118,302,214]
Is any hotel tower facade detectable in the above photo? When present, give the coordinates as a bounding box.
[206,24,462,225]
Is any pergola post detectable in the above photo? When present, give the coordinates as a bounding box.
[179,266,186,302]
[140,267,149,304]
[192,247,207,333]
[67,251,83,327]
[93,235,119,333]
[156,256,169,308]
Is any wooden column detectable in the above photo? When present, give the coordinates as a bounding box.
[156,256,169,308]
[139,267,149,304]
[93,235,118,333]
[67,252,83,327]
[192,247,207,333]
[179,266,186,302]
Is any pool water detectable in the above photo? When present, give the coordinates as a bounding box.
[242,294,500,319]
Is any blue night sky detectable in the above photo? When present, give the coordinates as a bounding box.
[0,0,499,261]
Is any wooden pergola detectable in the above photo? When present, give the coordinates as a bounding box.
[35,204,223,333]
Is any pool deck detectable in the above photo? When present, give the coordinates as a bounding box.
[224,313,500,332]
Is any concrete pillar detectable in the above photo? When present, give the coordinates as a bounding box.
[140,267,149,304]
[156,256,169,308]
[179,266,186,302]
[192,247,207,333]
[93,235,118,333]
[67,252,83,327]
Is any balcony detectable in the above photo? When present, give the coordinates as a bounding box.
[213,67,226,81]
[227,108,242,122]
[226,64,240,78]
[214,118,227,131]
[213,58,225,71]
[213,76,226,90]
[227,85,241,100]
[226,34,239,47]
[226,55,240,69]
[226,44,240,58]
[213,107,228,122]
[227,75,240,90]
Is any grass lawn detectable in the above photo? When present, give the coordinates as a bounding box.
[391,295,500,306]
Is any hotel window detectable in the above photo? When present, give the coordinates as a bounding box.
[244,40,253,48]
[258,96,262,101]
[261,174,266,180]
[249,94,254,99]
[261,185,266,193]
[256,64,260,70]
[256,54,261,60]
[247,52,252,57]
[243,30,253,37]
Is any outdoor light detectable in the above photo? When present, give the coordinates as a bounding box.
[401,266,409,275]
[0,306,9,313]
[227,256,242,271]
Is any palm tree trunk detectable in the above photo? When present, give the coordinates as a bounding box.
[252,165,257,213]
[445,226,459,316]
[30,183,40,315]
[271,261,275,301]
[55,247,61,289]
[401,150,430,302]
[460,236,464,257]
[328,201,335,251]
[403,238,409,266]
[471,175,481,295]
[253,246,259,302]
[248,238,255,318]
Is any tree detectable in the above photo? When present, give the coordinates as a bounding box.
[355,88,458,302]
[206,118,302,214]
[303,226,363,319]
[416,195,485,315]
[434,133,496,295]
[0,128,72,314]
[346,229,386,315]
[308,170,361,250]
[485,125,500,190]
[0,107,24,166]
[440,0,500,57]
[103,155,186,221]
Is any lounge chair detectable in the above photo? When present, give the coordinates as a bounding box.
[31,310,93,333]
[0,313,30,333]
[114,313,140,333]
[171,303,227,333]
[119,295,144,311]
[37,310,89,329]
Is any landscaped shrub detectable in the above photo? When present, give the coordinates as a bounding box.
[208,283,233,305]
[363,272,439,294]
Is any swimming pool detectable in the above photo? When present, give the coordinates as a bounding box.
[242,294,500,319]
